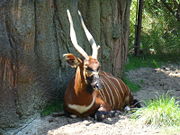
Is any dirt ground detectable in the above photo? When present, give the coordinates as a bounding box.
[127,64,180,102]
[4,64,180,135]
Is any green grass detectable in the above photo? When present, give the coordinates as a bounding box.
[41,100,64,116]
[125,55,161,71]
[125,54,180,71]
[122,77,141,92]
[132,94,180,127]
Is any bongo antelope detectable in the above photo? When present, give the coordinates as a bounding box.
[63,10,138,120]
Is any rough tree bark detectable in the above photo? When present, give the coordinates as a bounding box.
[0,0,131,128]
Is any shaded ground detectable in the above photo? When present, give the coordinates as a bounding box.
[6,115,161,135]
[4,64,180,135]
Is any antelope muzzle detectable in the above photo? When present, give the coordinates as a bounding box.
[87,73,103,90]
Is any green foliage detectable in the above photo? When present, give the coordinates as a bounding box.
[125,55,162,71]
[132,94,180,127]
[129,0,137,49]
[41,100,63,116]
[125,54,180,71]
[129,0,180,55]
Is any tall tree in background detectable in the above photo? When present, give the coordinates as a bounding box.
[0,0,131,128]
[134,0,144,56]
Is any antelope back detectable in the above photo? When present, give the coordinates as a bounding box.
[99,71,133,110]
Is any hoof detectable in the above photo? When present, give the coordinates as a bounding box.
[94,110,119,121]
[70,114,77,118]
[94,111,108,121]
[124,106,131,111]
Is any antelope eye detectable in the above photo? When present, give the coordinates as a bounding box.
[86,67,93,72]
[85,67,94,77]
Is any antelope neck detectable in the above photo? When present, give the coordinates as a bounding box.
[74,66,87,94]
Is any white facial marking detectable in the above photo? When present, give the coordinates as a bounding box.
[92,71,99,75]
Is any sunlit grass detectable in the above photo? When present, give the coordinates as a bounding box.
[132,94,180,127]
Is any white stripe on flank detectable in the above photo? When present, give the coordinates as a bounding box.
[101,77,115,108]
[102,74,120,109]
[101,78,113,106]
[105,75,122,108]
[103,72,125,97]
[110,77,124,107]
[99,89,107,103]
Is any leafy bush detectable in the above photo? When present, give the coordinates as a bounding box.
[132,94,180,127]
[129,0,180,55]
[41,100,63,116]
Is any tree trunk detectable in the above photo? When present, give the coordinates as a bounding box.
[0,0,131,128]
[134,0,144,56]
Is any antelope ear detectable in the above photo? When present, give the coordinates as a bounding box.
[63,53,82,68]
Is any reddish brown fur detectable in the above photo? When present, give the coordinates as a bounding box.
[64,10,134,117]
[64,56,134,117]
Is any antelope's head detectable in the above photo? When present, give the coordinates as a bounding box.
[64,10,102,92]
